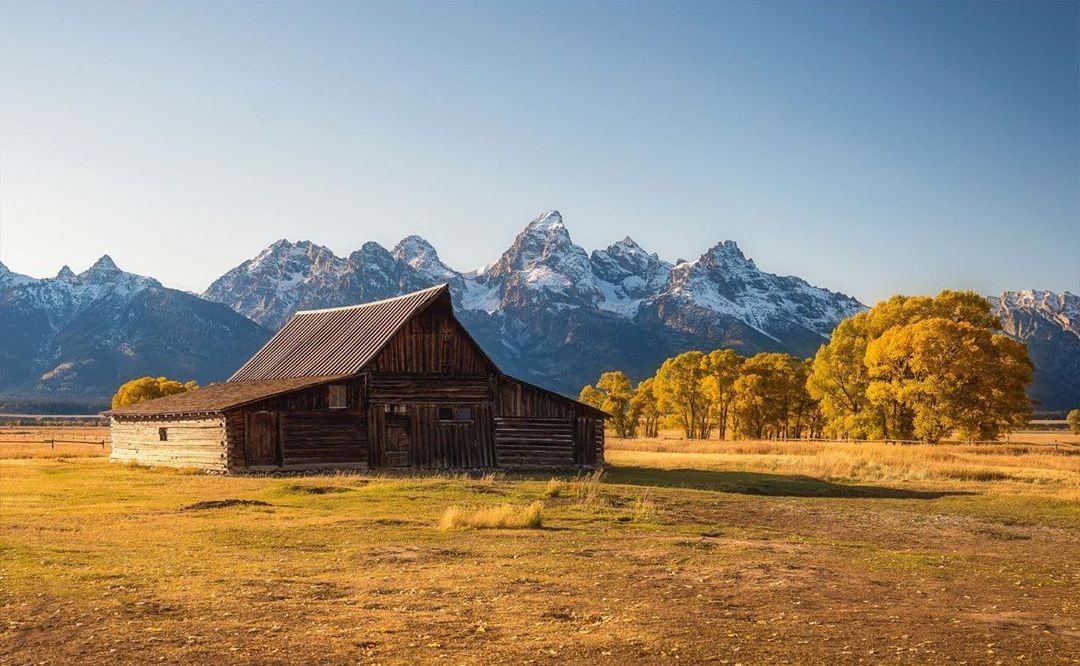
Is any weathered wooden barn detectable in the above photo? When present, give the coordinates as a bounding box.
[106,284,607,472]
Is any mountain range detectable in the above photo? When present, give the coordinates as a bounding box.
[1,210,1077,411]
[203,211,864,395]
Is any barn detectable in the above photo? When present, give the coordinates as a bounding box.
[105,284,607,472]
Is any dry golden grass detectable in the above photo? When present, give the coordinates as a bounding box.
[437,501,544,530]
[569,467,607,507]
[542,477,564,498]
[608,431,1080,502]
[1,425,1078,664]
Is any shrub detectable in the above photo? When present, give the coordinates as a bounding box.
[570,468,607,508]
[630,490,657,523]
[437,501,544,530]
[542,478,564,498]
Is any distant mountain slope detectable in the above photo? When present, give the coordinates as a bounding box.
[0,257,272,407]
[202,210,865,393]
[991,290,1080,411]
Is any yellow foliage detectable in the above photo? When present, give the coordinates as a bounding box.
[111,376,198,409]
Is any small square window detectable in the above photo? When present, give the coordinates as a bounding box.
[383,404,407,414]
[158,427,168,441]
[438,406,472,422]
[328,384,347,409]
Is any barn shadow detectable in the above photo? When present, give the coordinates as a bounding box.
[603,465,974,499]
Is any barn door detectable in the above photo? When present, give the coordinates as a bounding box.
[247,411,279,467]
[574,417,598,466]
[382,414,412,468]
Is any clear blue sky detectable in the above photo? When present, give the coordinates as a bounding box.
[1,0,1077,304]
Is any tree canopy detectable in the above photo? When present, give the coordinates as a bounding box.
[809,290,1031,441]
[111,376,198,409]
[579,290,1033,443]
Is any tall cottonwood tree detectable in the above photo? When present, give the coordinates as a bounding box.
[809,290,1032,441]
[630,378,662,438]
[732,353,808,439]
[701,349,742,440]
[579,371,636,438]
[653,351,709,439]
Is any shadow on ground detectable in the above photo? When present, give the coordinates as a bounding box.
[605,465,974,499]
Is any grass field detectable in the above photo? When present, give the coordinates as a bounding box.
[1,428,1078,664]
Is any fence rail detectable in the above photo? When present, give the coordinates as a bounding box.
[0,438,109,449]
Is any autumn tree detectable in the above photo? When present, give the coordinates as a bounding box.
[111,376,198,409]
[580,371,636,438]
[1068,409,1080,435]
[701,349,743,440]
[865,318,1032,441]
[733,353,807,439]
[810,290,1032,441]
[653,351,709,439]
[630,378,662,438]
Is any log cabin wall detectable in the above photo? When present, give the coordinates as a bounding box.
[493,376,605,469]
[110,416,228,471]
[228,378,368,470]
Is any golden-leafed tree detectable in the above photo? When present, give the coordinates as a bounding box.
[111,376,198,409]
[1068,409,1080,435]
[630,378,662,438]
[700,349,743,440]
[580,371,636,438]
[865,318,1032,442]
[733,352,806,439]
[653,351,708,439]
[809,290,1028,440]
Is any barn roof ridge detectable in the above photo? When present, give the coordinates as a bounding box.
[293,283,449,315]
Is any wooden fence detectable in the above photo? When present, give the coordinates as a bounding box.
[0,438,110,449]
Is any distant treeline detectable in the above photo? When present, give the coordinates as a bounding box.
[0,396,109,416]
[580,291,1036,443]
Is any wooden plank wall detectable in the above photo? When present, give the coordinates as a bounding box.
[368,300,495,375]
[493,375,605,468]
[281,411,367,466]
[110,416,228,470]
[595,419,605,465]
[228,378,364,469]
[368,374,491,402]
[410,403,494,468]
[494,417,575,468]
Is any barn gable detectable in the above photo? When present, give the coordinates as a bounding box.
[229,284,497,381]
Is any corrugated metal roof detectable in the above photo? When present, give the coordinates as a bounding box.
[104,375,348,417]
[229,284,449,381]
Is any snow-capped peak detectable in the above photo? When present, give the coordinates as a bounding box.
[992,290,1079,337]
[56,266,76,280]
[524,209,565,234]
[0,261,31,287]
[83,254,120,275]
[701,240,755,268]
[71,255,158,291]
[392,235,456,282]
[482,209,599,307]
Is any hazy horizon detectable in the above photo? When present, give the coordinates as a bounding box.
[1,1,1077,304]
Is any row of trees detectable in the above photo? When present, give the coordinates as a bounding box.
[580,349,822,441]
[580,291,1034,443]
